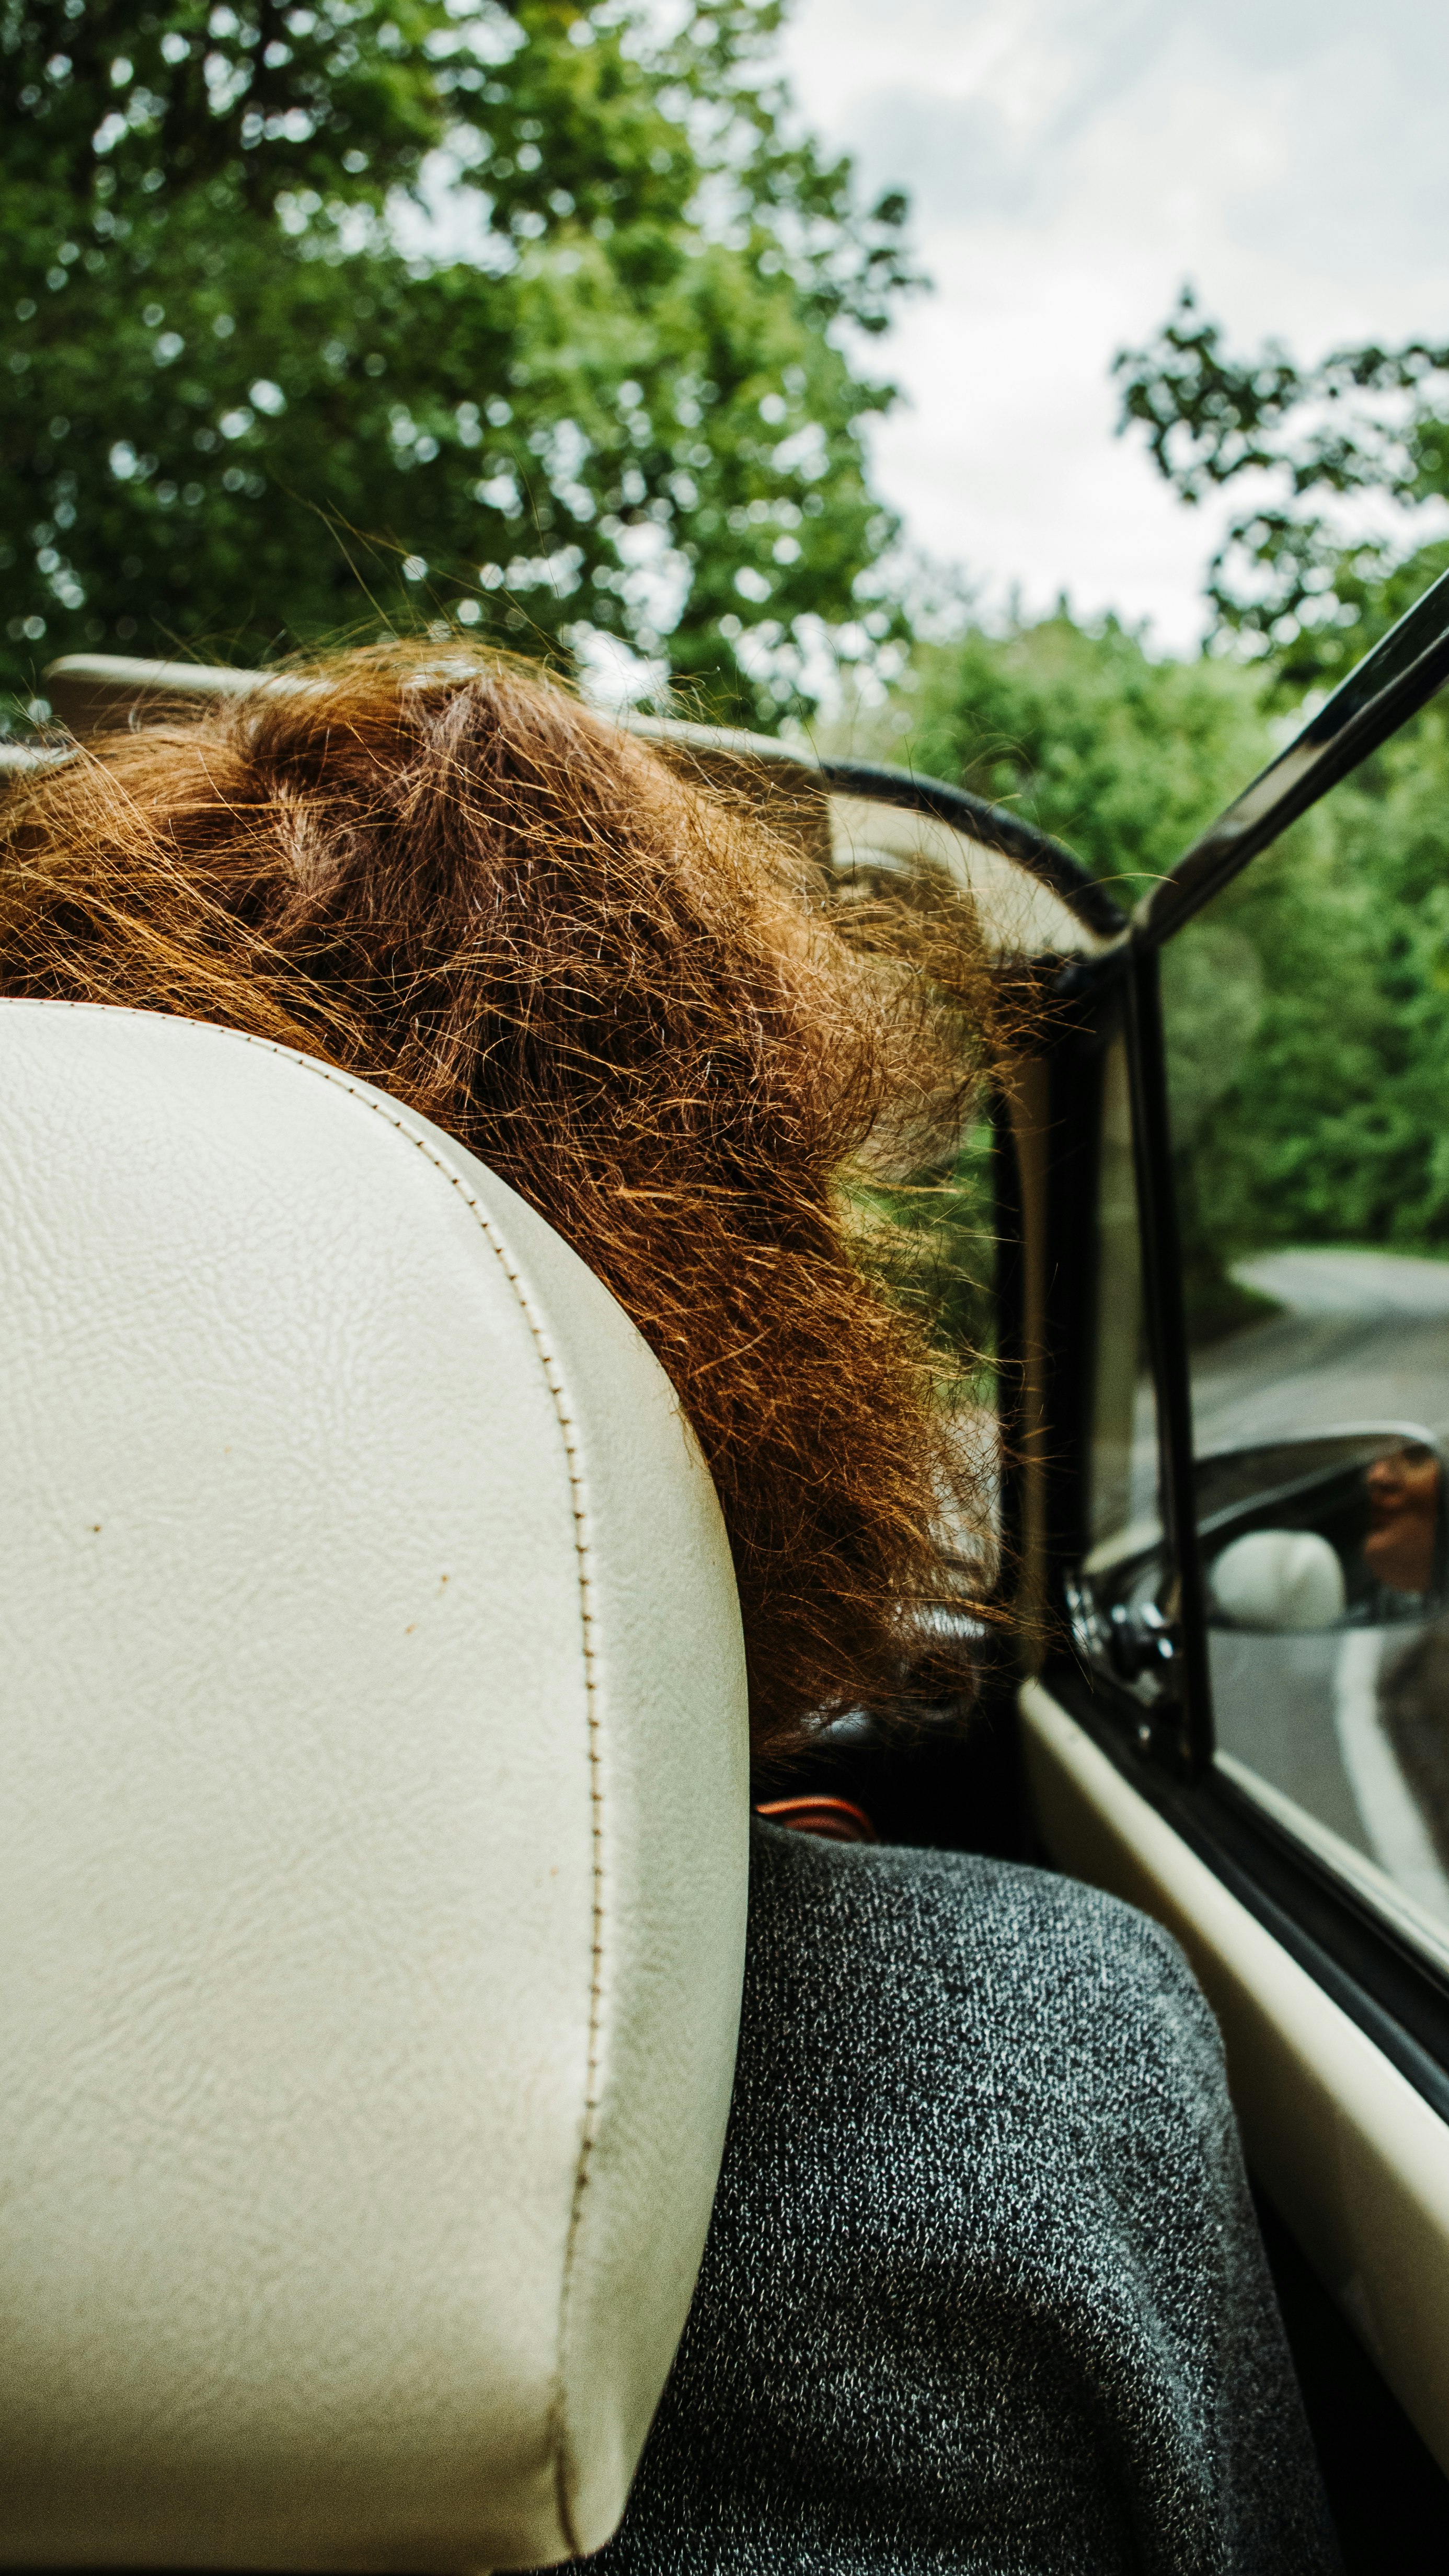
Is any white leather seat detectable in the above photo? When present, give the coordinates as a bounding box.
[0,1000,751,2571]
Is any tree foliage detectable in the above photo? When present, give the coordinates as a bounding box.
[1113,284,1449,696]
[1106,290,1449,1319]
[866,608,1271,905]
[1,0,921,717]
[1152,709,1449,1337]
[871,610,1449,1336]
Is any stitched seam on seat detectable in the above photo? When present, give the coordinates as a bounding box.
[215,1025,605,2564]
[10,1004,608,2557]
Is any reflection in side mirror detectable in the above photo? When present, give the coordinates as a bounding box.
[1196,1423,1447,1636]
[1070,1422,1448,1701]
[1208,1530,1346,1633]
[1364,1439,1441,1596]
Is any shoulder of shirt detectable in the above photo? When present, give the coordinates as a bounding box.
[749,1814,1216,2063]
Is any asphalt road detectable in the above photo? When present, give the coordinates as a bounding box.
[1192,1247,1449,1450]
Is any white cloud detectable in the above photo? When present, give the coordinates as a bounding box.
[783,0,1449,649]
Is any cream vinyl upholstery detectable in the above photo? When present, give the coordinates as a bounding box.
[0,999,751,2571]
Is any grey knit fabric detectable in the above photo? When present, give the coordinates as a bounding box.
[561,1820,1337,2575]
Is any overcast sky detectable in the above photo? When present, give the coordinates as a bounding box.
[780,0,1449,652]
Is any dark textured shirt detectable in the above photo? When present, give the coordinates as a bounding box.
[568,1820,1337,2574]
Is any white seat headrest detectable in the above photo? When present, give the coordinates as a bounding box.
[0,1000,750,2570]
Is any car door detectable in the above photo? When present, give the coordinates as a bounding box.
[1022,569,1449,2567]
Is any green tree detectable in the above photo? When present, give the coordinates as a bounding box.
[872,610,1449,1333]
[1112,284,1449,697]
[1,0,920,719]
[1153,712,1449,1347]
[849,613,1285,1339]
[1107,291,1449,1305]
[863,608,1271,907]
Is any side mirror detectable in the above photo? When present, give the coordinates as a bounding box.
[1068,1422,1448,1699]
[1198,1425,1446,1634]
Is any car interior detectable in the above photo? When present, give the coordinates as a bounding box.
[7,580,1449,2569]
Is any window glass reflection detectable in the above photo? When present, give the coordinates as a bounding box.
[1161,812,1449,1957]
[1089,1035,1157,1559]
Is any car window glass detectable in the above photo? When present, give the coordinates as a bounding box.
[1067,1028,1174,1728]
[1160,803,1449,1964]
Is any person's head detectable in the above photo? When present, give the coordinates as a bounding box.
[1365,1439,1442,1595]
[1,643,998,1762]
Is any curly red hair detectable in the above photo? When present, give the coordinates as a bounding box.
[2,646,996,1760]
